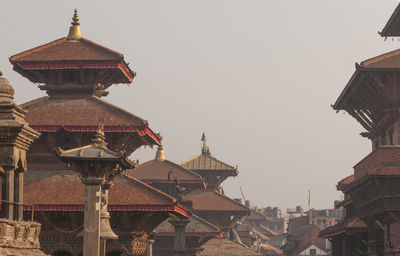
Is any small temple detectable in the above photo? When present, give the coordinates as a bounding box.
[180,133,238,190]
[129,141,252,255]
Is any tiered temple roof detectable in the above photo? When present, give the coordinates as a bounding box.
[24,169,189,217]
[128,147,205,191]
[380,3,400,37]
[9,10,135,98]
[180,134,238,189]
[186,189,249,213]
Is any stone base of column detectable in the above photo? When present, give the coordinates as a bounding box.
[0,218,48,256]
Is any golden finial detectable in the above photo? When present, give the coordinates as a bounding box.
[155,146,166,161]
[92,118,107,146]
[67,9,82,40]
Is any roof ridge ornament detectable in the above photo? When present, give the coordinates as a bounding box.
[155,145,166,161]
[92,118,107,147]
[67,9,82,40]
[201,132,211,155]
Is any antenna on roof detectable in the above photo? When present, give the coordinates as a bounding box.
[238,178,246,203]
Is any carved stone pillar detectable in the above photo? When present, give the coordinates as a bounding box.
[3,168,14,220]
[82,178,102,256]
[14,169,24,220]
[146,239,155,256]
[169,218,190,256]
[0,72,40,221]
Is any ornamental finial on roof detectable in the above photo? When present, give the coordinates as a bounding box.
[67,9,82,40]
[92,118,107,146]
[155,146,166,161]
[201,132,209,155]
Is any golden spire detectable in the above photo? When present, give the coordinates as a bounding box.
[92,118,107,146]
[155,146,166,161]
[67,9,82,40]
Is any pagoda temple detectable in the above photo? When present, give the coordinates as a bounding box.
[8,10,191,256]
[180,133,238,190]
[321,3,400,255]
[130,138,249,255]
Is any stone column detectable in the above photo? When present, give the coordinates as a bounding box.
[14,170,24,220]
[169,218,190,256]
[82,179,102,256]
[3,169,14,220]
[146,239,155,256]
[100,239,106,256]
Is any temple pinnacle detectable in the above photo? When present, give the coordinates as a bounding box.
[155,146,166,161]
[67,9,82,40]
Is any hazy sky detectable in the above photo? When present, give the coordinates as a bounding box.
[1,0,400,212]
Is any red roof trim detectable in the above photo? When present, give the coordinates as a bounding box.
[29,125,161,145]
[173,205,190,218]
[17,62,133,83]
[23,204,189,217]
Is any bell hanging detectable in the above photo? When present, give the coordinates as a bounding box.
[100,210,118,240]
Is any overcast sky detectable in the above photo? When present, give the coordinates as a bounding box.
[1,0,400,212]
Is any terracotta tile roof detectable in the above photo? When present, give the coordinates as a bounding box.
[319,217,366,238]
[251,229,271,241]
[196,238,262,256]
[22,96,145,127]
[9,38,124,62]
[154,214,221,236]
[180,152,237,173]
[339,174,354,185]
[186,190,250,212]
[21,96,160,145]
[337,174,354,191]
[368,164,400,176]
[128,159,204,184]
[358,48,400,69]
[380,3,400,37]
[345,164,400,190]
[258,243,283,255]
[23,169,188,217]
[255,225,279,237]
[245,209,272,222]
[9,37,135,84]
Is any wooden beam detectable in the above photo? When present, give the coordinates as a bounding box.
[347,108,372,131]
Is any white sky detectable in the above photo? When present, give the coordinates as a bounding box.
[1,0,400,211]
